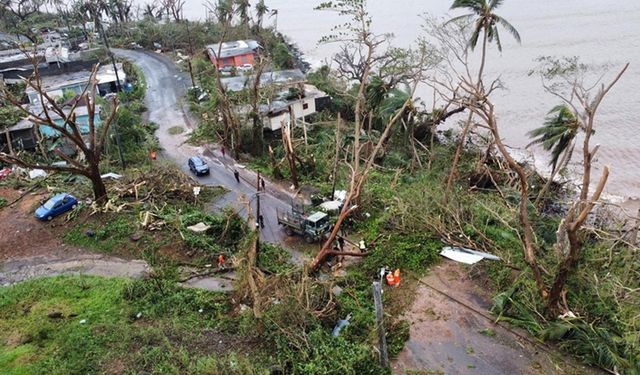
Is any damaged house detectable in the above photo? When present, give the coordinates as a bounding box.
[220,69,331,131]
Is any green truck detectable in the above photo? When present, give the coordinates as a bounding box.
[277,207,332,243]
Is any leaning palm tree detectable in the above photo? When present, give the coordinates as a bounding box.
[443,0,521,203]
[527,104,580,206]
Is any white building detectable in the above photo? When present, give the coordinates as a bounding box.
[220,69,330,131]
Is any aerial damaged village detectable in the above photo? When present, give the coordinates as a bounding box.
[0,0,638,374]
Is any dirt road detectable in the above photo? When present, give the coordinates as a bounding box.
[393,261,599,374]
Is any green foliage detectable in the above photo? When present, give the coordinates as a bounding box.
[178,207,246,253]
[307,65,355,119]
[0,105,22,130]
[0,276,239,374]
[257,243,293,274]
[272,42,294,69]
[527,104,579,171]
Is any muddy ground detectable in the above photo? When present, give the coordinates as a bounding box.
[392,260,601,375]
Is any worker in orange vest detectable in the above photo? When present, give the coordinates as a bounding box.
[217,254,225,271]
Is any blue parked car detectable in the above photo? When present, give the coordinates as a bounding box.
[35,193,78,221]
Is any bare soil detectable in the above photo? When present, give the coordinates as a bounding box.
[392,260,601,375]
[0,188,77,260]
[0,187,149,285]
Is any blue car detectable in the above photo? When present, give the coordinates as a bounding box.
[35,193,78,221]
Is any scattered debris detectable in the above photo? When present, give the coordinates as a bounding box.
[332,313,352,337]
[186,222,210,233]
[101,172,123,180]
[319,200,342,211]
[333,190,347,202]
[331,286,343,297]
[0,167,11,179]
[439,246,501,265]
[135,312,143,319]
[130,232,143,241]
[85,229,96,237]
[558,311,577,319]
[79,319,87,324]
[28,169,47,179]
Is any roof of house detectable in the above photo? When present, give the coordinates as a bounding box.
[24,63,125,94]
[206,40,260,59]
[220,69,306,92]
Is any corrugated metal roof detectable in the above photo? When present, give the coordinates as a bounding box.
[206,40,260,59]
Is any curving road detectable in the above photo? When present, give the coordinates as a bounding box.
[113,49,306,263]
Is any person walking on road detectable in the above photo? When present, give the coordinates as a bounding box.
[233,169,240,183]
[261,178,266,191]
[338,236,345,251]
[258,214,265,228]
[221,146,225,158]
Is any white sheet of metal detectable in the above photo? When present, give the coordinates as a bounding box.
[440,248,484,264]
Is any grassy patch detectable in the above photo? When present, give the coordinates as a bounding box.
[0,276,262,374]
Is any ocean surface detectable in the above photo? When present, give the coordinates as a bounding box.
[181,0,640,202]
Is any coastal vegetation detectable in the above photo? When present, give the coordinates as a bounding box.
[0,0,638,374]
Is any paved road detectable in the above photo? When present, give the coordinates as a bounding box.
[113,49,306,264]
[0,253,149,285]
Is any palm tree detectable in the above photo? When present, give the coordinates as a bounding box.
[235,0,250,35]
[254,0,268,29]
[527,104,580,206]
[446,0,521,81]
[215,0,233,24]
[443,0,521,203]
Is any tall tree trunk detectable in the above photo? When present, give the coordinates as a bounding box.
[483,102,548,299]
[89,165,108,202]
[444,112,473,204]
[547,167,609,314]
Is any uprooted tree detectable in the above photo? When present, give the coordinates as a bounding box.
[0,64,118,202]
[309,0,433,271]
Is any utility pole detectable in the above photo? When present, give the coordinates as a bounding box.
[331,114,341,200]
[185,20,196,88]
[255,172,261,253]
[372,281,389,368]
[96,14,126,170]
